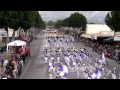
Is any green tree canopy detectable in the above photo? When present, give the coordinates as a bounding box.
[105,11,120,32]
[55,12,87,31]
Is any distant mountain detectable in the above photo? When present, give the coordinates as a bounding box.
[87,11,109,24]
[39,11,109,24]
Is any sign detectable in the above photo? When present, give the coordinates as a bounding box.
[115,32,120,36]
[114,36,120,41]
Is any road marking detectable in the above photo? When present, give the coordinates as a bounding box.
[106,70,111,77]
[20,59,32,79]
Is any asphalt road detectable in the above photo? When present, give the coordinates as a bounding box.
[18,32,120,79]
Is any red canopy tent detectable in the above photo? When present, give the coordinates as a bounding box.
[16,34,29,42]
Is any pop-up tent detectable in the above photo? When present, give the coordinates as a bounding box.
[7,40,26,53]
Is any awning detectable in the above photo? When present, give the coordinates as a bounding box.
[103,37,114,42]
[81,34,91,38]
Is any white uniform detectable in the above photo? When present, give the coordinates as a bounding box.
[64,56,70,66]
[44,56,48,63]
[112,73,117,79]
[76,71,80,78]
[83,72,88,79]
[101,67,106,76]
[59,65,68,78]
[57,56,60,63]
[95,63,99,69]
[73,61,77,67]
[49,62,54,71]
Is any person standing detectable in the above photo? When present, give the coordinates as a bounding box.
[0,57,4,68]
[17,61,22,76]
[21,53,26,64]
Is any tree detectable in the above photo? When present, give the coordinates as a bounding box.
[55,20,64,28]
[63,18,70,27]
[47,20,55,26]
[0,11,15,44]
[10,11,24,40]
[68,12,87,31]
[0,11,45,43]
[105,11,120,32]
[55,12,87,32]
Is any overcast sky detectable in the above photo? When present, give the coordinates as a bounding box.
[39,11,109,23]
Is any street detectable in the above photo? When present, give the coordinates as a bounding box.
[18,32,120,79]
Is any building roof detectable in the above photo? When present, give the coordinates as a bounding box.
[86,24,112,35]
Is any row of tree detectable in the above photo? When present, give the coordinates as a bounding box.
[105,11,120,32]
[55,12,87,31]
[0,11,46,43]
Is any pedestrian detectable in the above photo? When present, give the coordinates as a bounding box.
[0,57,4,68]
[21,53,26,64]
[17,61,22,76]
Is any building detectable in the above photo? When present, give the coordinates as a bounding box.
[81,24,114,40]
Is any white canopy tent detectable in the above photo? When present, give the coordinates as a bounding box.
[7,40,26,54]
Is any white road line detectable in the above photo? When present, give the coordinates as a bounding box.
[20,59,32,79]
[106,70,111,77]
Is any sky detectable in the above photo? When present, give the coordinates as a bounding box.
[39,11,109,24]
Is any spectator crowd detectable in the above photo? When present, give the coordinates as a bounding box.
[80,38,120,63]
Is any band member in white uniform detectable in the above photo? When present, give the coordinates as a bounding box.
[57,63,69,79]
[92,68,101,79]
[64,54,70,68]
[112,67,117,79]
[76,70,80,78]
[87,71,92,79]
[66,39,69,46]
[83,68,88,79]
[95,60,99,69]
[48,59,55,74]
[57,53,60,63]
[44,54,48,63]
[101,63,106,76]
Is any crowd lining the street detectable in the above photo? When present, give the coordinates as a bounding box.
[0,38,32,79]
[80,39,120,63]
